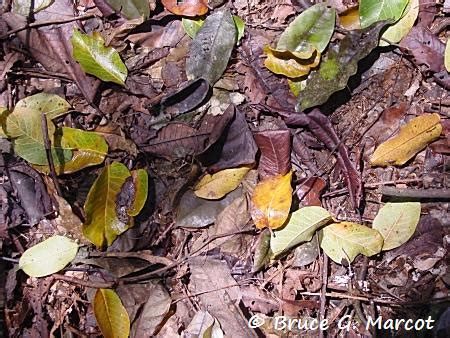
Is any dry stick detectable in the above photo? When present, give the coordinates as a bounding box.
[318,254,329,338]
[380,186,450,199]
[53,274,114,289]
[0,14,96,40]
[41,113,63,197]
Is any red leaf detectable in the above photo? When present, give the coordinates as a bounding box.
[254,130,291,178]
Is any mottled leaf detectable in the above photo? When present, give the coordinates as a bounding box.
[254,130,291,178]
[370,113,442,166]
[270,206,332,257]
[182,17,205,39]
[104,0,149,19]
[19,235,78,277]
[359,0,409,28]
[186,9,237,85]
[12,0,53,15]
[380,0,419,46]
[373,202,421,250]
[320,222,384,264]
[162,0,208,17]
[126,169,148,217]
[71,29,128,86]
[251,171,293,229]
[94,289,130,338]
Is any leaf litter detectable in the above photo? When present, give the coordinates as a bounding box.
[0,0,449,337]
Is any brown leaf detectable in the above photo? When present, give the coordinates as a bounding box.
[254,129,292,178]
[162,0,208,17]
[296,176,326,207]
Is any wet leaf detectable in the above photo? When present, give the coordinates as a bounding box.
[182,18,205,39]
[94,289,130,338]
[380,0,419,46]
[250,171,293,230]
[127,169,148,217]
[359,0,409,28]
[104,0,149,19]
[195,166,251,200]
[370,113,442,166]
[276,3,336,53]
[186,9,237,85]
[270,206,332,257]
[320,222,384,264]
[162,0,208,17]
[297,21,387,111]
[83,162,132,247]
[373,202,421,250]
[71,29,128,86]
[264,47,321,78]
[233,15,245,43]
[19,235,78,277]
[254,130,291,178]
[12,0,53,15]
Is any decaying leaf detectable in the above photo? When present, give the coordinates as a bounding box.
[296,176,326,207]
[94,289,130,338]
[254,129,291,178]
[127,169,149,217]
[186,9,237,84]
[264,47,321,78]
[251,171,293,229]
[339,8,360,30]
[195,166,251,200]
[19,235,78,277]
[270,206,332,257]
[320,222,384,264]
[370,113,442,166]
[12,0,53,15]
[380,0,419,46]
[184,311,224,338]
[182,17,205,39]
[71,29,128,86]
[359,0,409,28]
[162,0,208,17]
[104,0,150,19]
[373,202,421,250]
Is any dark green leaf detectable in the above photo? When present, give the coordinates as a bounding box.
[104,0,149,19]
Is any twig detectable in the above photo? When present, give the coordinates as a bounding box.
[318,254,328,338]
[0,14,96,40]
[41,113,63,196]
[53,274,115,289]
[380,186,450,200]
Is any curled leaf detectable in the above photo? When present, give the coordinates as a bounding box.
[94,289,130,338]
[264,46,320,78]
[380,0,419,46]
[126,169,149,217]
[359,0,409,28]
[370,113,442,166]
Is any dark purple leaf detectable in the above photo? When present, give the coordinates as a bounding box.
[254,129,291,178]
[296,176,326,207]
[418,0,437,27]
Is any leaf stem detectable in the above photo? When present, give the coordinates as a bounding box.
[41,113,63,197]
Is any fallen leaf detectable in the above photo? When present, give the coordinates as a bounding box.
[446,38,450,72]
[251,171,293,229]
[162,0,208,17]
[186,9,237,85]
[296,176,326,207]
[94,289,130,338]
[127,169,148,217]
[12,0,52,15]
[182,17,205,39]
[103,0,149,19]
[184,311,224,338]
[320,222,384,264]
[270,206,332,257]
[254,129,291,178]
[19,235,78,277]
[252,229,271,272]
[372,202,421,250]
[233,15,245,43]
[292,235,320,267]
[339,8,361,30]
[71,29,128,86]
[359,0,409,28]
[195,166,251,200]
[264,47,321,78]
[370,113,442,166]
[380,0,419,46]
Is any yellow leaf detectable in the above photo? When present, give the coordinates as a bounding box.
[380,0,419,46]
[339,7,361,30]
[370,113,442,166]
[250,171,293,229]
[194,166,251,200]
[93,289,130,338]
[263,46,320,78]
[445,38,450,72]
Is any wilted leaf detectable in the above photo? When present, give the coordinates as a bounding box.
[380,0,419,46]
[446,38,450,72]
[12,0,53,15]
[162,0,208,17]
[370,113,442,166]
[339,8,360,30]
[251,171,293,229]
[359,0,409,28]
[373,202,421,250]
[94,289,130,338]
[233,15,245,43]
[276,3,336,53]
[195,166,251,200]
[264,47,321,78]
[254,130,291,178]
[297,21,387,111]
[83,162,132,247]
[127,169,148,217]
[19,235,78,277]
[184,311,224,338]
[186,9,237,85]
[104,0,149,19]
[320,222,384,264]
[182,18,205,39]
[270,206,332,257]
[71,29,128,86]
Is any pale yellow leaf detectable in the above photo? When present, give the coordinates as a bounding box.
[445,38,450,72]
[380,0,419,46]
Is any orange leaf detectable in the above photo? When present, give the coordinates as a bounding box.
[251,171,293,229]
[161,0,208,17]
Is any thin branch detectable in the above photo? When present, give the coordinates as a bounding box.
[53,274,115,289]
[41,113,63,196]
[318,254,328,338]
[380,187,450,200]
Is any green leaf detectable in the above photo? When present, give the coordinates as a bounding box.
[233,15,245,43]
[372,202,421,250]
[296,21,386,111]
[83,162,132,247]
[71,29,128,86]
[19,235,78,277]
[12,0,53,15]
[186,9,237,85]
[127,169,148,216]
[380,0,419,46]
[104,0,149,19]
[277,3,336,53]
[359,0,409,29]
[33,127,108,175]
[182,17,205,39]
[445,38,450,72]
[270,206,332,257]
[320,222,384,264]
[94,289,130,338]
